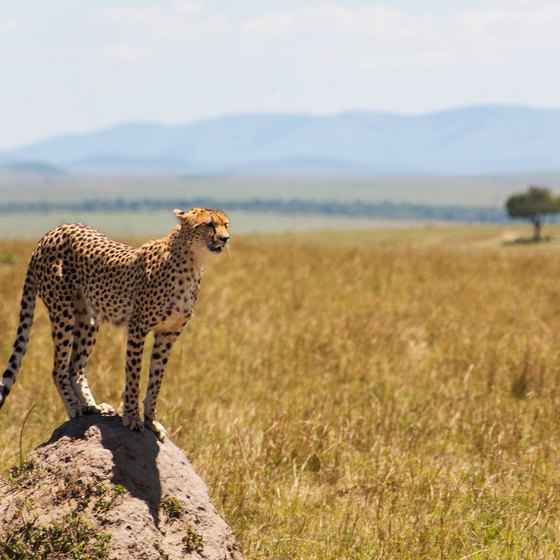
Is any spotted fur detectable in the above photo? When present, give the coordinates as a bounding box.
[0,208,230,440]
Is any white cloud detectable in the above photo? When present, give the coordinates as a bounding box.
[240,11,295,37]
[103,7,161,27]
[0,18,20,32]
[172,1,205,16]
[96,2,560,76]
[96,43,158,65]
[237,3,560,75]
[86,2,560,115]
[457,5,560,31]
[357,51,456,72]
[102,5,228,41]
[240,5,434,41]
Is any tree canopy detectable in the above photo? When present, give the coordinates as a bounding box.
[505,186,560,240]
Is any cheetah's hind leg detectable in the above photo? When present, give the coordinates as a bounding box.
[69,303,115,416]
[49,309,83,418]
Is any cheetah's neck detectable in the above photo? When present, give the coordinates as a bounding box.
[166,225,209,274]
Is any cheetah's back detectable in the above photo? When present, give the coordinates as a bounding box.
[31,224,141,324]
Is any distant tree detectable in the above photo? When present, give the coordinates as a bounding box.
[505,186,560,241]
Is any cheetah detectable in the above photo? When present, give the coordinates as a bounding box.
[0,208,230,440]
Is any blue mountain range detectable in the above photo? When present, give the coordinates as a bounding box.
[2,106,560,174]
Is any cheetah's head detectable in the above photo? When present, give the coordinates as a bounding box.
[174,208,230,253]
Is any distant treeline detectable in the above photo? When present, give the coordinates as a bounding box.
[0,197,509,223]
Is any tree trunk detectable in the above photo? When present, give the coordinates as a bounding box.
[532,216,543,241]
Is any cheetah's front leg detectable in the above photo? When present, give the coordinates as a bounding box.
[143,330,181,441]
[121,324,146,432]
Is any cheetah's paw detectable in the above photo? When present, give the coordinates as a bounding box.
[122,414,144,432]
[82,403,116,416]
[96,402,116,415]
[145,419,168,442]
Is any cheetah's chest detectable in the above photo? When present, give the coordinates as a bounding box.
[157,276,201,330]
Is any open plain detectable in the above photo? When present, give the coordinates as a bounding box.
[1,225,560,559]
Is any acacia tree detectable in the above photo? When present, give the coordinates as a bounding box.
[505,186,560,241]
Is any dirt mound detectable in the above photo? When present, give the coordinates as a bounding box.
[0,416,243,559]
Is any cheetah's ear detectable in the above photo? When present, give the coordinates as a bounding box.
[174,209,188,224]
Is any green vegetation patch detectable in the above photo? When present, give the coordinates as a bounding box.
[54,476,127,517]
[152,540,170,560]
[1,466,127,559]
[182,527,204,554]
[160,496,183,523]
[7,459,39,490]
[0,514,112,560]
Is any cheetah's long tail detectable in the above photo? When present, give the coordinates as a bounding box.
[0,270,37,409]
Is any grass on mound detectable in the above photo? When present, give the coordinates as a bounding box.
[0,225,560,559]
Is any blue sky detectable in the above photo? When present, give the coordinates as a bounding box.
[1,0,558,149]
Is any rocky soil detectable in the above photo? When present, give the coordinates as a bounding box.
[0,415,243,559]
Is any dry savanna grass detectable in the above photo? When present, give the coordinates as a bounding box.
[1,225,560,558]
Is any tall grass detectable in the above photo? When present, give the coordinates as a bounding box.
[1,228,560,558]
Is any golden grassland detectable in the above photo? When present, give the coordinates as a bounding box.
[2,224,560,558]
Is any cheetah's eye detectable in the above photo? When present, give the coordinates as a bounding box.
[206,222,216,231]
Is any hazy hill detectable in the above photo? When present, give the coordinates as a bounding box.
[3,106,560,174]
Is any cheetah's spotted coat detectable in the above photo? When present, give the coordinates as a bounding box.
[0,208,230,439]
